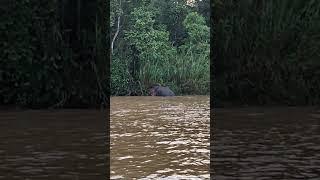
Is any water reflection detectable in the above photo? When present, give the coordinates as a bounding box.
[0,110,107,179]
[111,96,210,179]
[212,107,320,179]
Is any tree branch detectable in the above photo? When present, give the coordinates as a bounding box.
[111,0,122,55]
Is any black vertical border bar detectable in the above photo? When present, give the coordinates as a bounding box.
[97,0,110,178]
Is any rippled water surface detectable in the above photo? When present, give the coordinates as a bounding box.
[212,107,320,179]
[0,110,107,179]
[3,100,317,179]
[111,96,210,179]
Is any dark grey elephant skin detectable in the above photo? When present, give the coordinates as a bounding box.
[150,85,175,96]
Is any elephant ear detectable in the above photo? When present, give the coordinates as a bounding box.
[155,86,161,92]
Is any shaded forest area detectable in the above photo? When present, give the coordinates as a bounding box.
[110,0,210,96]
[213,0,320,106]
[0,0,108,108]
[1,0,319,108]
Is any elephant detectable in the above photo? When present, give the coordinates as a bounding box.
[149,84,175,96]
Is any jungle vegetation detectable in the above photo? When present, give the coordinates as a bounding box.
[1,0,319,108]
[212,0,320,106]
[110,0,210,96]
[0,0,108,108]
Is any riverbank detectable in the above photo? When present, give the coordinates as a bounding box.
[0,105,109,112]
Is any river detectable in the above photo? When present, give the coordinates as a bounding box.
[1,98,319,179]
[0,110,108,179]
[212,107,320,179]
[111,96,210,179]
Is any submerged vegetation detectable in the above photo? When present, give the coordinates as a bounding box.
[213,0,320,106]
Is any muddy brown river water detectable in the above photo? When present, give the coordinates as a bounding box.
[1,97,319,179]
[0,110,108,179]
[111,96,210,179]
[213,107,320,179]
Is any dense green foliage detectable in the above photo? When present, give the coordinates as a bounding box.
[4,0,319,107]
[110,0,210,95]
[0,1,108,108]
[213,0,320,106]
